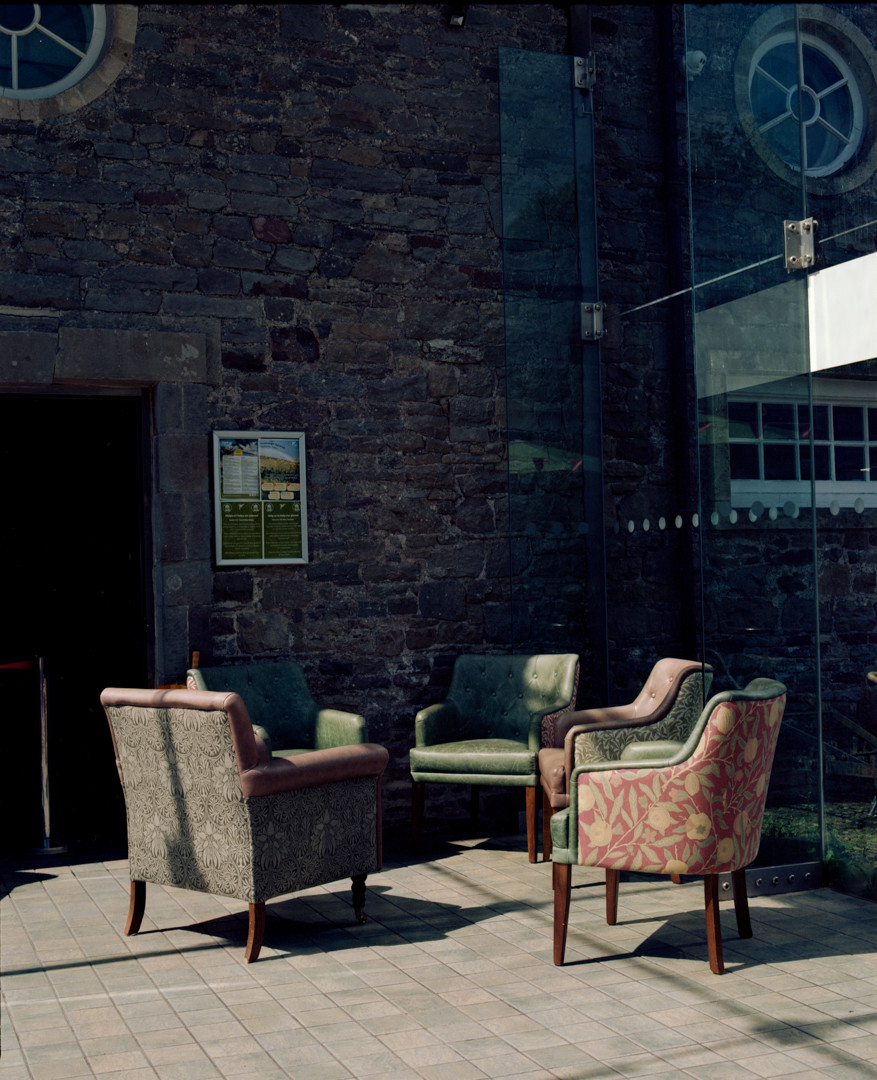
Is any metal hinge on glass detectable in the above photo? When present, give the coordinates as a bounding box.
[581,302,605,341]
[784,218,818,271]
[574,53,596,90]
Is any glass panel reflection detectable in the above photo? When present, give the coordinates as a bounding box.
[499,48,604,691]
[686,2,820,871]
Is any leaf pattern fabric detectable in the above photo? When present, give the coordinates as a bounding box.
[539,661,580,747]
[106,703,380,905]
[573,672,710,765]
[574,692,785,876]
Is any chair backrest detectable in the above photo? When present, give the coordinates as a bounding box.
[448,654,579,741]
[573,662,713,765]
[101,686,262,899]
[188,659,318,750]
[574,678,787,876]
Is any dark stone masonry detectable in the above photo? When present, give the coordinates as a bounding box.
[3,3,877,846]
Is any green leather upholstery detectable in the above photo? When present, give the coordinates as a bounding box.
[101,686,388,962]
[187,659,367,756]
[410,653,579,861]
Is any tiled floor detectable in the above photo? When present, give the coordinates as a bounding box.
[3,832,877,1080]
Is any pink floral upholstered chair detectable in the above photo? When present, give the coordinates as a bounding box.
[550,677,787,974]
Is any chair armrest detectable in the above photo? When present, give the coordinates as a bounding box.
[619,739,684,764]
[239,742,389,798]
[555,704,646,747]
[415,701,460,747]
[313,708,368,748]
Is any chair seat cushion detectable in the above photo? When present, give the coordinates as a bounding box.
[410,738,536,776]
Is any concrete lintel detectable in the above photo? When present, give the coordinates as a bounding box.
[57,328,208,385]
[0,331,57,386]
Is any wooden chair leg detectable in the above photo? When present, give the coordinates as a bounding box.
[352,874,367,924]
[542,788,553,862]
[605,868,619,925]
[731,867,752,939]
[525,785,537,863]
[553,862,572,965]
[704,874,724,974]
[124,880,145,936]
[245,901,265,963]
[411,781,425,853]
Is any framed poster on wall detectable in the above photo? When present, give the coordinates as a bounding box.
[213,431,308,565]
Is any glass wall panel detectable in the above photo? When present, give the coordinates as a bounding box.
[602,296,704,701]
[685,3,821,868]
[803,2,877,899]
[499,48,606,693]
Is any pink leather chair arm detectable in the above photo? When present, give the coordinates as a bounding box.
[239,743,389,797]
[101,686,388,798]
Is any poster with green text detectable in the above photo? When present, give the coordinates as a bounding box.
[213,431,308,564]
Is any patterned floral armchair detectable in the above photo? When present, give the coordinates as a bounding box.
[538,658,712,859]
[410,653,579,862]
[101,686,388,962]
[550,678,787,974]
[187,658,367,756]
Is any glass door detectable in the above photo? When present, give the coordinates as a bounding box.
[686,3,877,890]
[685,3,820,870]
[499,47,606,699]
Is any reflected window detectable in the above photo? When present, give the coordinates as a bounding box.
[724,381,877,506]
[750,33,863,177]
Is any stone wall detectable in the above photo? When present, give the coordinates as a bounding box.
[0,3,576,834]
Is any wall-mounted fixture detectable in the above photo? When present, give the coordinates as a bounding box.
[448,5,466,28]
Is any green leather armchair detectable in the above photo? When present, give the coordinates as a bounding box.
[187,658,367,756]
[410,653,579,862]
[101,686,388,962]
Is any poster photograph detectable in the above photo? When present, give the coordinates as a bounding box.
[213,431,308,565]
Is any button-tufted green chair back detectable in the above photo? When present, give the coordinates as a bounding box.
[187,659,367,755]
[446,654,579,742]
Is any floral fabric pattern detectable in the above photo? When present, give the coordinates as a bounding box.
[106,703,380,905]
[573,672,710,765]
[574,691,785,876]
[540,662,580,748]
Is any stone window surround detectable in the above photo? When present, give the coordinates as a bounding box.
[0,4,137,122]
[734,3,877,195]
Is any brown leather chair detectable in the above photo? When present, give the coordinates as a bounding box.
[539,658,712,859]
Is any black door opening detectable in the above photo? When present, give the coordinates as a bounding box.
[0,394,150,852]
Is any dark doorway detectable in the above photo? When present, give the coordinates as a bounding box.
[0,394,150,852]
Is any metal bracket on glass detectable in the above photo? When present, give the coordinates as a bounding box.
[581,301,605,341]
[784,217,817,271]
[573,53,596,90]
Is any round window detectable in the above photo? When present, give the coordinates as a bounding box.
[735,5,877,194]
[750,32,863,178]
[0,4,107,99]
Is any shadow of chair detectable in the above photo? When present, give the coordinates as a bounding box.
[550,677,787,974]
[101,686,388,962]
[187,657,368,756]
[410,653,579,862]
[539,658,712,860]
